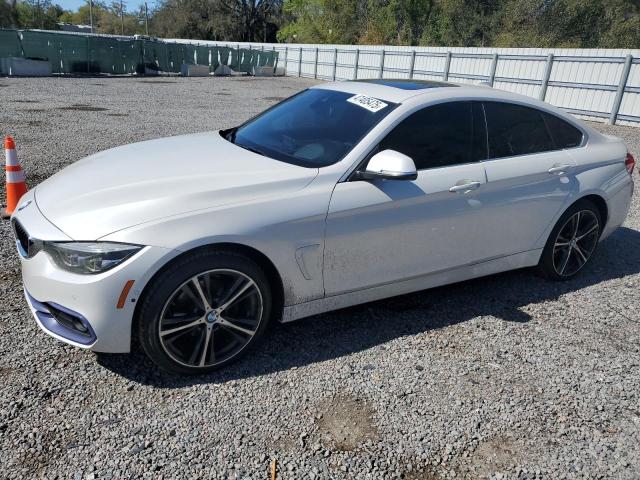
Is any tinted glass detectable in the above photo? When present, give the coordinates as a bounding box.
[543,113,583,149]
[484,102,555,158]
[228,89,396,168]
[354,79,457,90]
[377,101,486,170]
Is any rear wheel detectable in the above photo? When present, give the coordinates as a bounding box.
[137,250,272,374]
[538,200,602,280]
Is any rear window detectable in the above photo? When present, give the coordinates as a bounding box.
[484,102,556,158]
[542,113,584,149]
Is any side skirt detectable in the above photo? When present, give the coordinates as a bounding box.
[281,249,542,322]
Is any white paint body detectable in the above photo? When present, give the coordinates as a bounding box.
[13,82,634,353]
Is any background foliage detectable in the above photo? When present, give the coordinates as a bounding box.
[1,0,639,48]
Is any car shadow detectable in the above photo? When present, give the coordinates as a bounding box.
[97,226,640,388]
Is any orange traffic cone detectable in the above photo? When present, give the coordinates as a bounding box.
[1,136,28,219]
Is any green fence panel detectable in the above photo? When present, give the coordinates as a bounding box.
[181,43,197,66]
[236,48,252,72]
[259,50,270,67]
[229,47,240,69]
[19,30,59,64]
[142,39,168,72]
[209,46,219,70]
[217,46,229,67]
[165,42,185,72]
[87,36,120,73]
[255,50,264,67]
[0,29,21,58]
[194,45,210,67]
[262,50,277,67]
[57,34,90,73]
[1,30,276,76]
[119,39,142,74]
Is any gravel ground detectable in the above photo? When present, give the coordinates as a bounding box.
[0,76,639,480]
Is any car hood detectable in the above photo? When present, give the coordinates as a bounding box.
[35,132,318,240]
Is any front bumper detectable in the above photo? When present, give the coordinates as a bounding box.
[25,288,98,347]
[13,191,178,353]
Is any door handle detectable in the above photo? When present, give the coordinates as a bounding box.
[449,181,481,193]
[548,164,573,175]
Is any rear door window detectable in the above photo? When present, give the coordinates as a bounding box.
[484,102,556,158]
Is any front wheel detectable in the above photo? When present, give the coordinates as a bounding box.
[137,250,272,375]
[538,200,602,280]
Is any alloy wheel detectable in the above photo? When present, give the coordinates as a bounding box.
[158,269,263,368]
[552,210,600,277]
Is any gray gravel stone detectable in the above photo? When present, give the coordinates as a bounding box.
[0,76,638,479]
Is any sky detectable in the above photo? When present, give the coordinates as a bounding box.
[55,0,160,13]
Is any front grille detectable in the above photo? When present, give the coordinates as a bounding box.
[12,219,30,256]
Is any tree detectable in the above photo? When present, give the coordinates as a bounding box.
[419,0,505,47]
[278,0,360,43]
[96,1,146,35]
[12,0,65,29]
[493,0,640,48]
[221,0,283,41]
[0,0,17,27]
[359,0,435,45]
[152,0,281,41]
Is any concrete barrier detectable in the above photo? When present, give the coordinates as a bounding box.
[1,58,52,76]
[213,64,233,76]
[180,63,210,77]
[252,66,274,77]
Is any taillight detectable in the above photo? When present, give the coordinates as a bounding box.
[626,152,636,175]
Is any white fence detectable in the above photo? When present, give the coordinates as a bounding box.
[172,39,640,127]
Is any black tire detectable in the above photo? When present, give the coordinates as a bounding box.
[538,199,602,280]
[137,249,272,375]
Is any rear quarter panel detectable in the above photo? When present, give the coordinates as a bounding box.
[566,137,632,239]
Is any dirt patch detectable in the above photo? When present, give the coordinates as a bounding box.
[264,96,286,102]
[314,394,378,451]
[458,436,533,478]
[17,427,74,475]
[58,104,108,112]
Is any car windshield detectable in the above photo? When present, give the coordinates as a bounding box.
[224,89,397,168]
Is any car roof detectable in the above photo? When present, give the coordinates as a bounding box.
[313,79,476,103]
[311,79,586,127]
[352,79,457,91]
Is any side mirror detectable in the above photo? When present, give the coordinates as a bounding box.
[355,149,418,181]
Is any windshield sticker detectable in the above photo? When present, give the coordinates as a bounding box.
[347,94,388,113]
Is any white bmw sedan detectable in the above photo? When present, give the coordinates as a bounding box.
[12,79,635,374]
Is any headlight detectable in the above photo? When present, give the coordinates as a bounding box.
[44,242,142,274]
